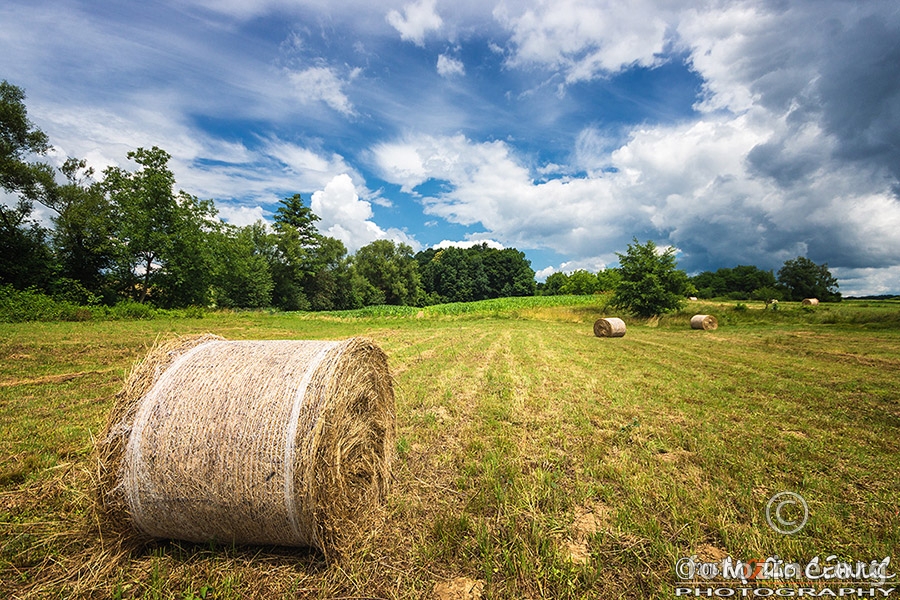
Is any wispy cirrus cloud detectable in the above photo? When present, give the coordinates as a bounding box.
[286,66,360,115]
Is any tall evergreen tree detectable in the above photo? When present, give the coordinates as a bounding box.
[274,193,319,244]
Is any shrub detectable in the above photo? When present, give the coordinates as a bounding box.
[612,239,692,317]
[108,300,157,320]
[0,285,82,322]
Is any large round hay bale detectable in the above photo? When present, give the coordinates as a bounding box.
[801,298,819,306]
[593,317,626,337]
[97,334,395,558]
[690,314,718,330]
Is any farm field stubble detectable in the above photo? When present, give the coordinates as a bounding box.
[1,298,899,599]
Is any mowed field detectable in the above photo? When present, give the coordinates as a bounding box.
[1,297,899,599]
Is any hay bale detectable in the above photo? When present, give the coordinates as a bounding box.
[593,317,626,337]
[802,298,819,306]
[690,314,718,330]
[97,334,394,558]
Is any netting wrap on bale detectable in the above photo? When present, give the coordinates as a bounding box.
[802,298,819,306]
[593,317,626,338]
[97,335,395,557]
[690,315,718,330]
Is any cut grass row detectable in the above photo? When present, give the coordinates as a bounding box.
[1,298,899,598]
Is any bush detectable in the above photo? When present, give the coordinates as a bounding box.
[0,285,84,322]
[612,239,692,317]
[107,300,157,320]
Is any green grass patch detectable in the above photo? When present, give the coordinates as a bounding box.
[2,298,899,598]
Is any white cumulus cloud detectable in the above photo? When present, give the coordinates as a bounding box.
[311,174,420,252]
[387,0,443,46]
[433,238,503,250]
[216,204,267,227]
[495,0,673,82]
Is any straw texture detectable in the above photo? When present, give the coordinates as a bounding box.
[593,317,626,338]
[802,298,819,306]
[97,335,394,557]
[690,314,718,330]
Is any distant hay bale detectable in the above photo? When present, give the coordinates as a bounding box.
[690,314,718,330]
[97,334,395,558]
[802,298,819,306]
[688,296,698,301]
[593,317,626,337]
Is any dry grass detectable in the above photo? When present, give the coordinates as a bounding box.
[2,303,900,598]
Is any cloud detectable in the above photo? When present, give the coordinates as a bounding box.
[5,0,900,294]
[386,0,442,46]
[216,204,267,227]
[178,137,365,215]
[373,133,633,254]
[432,238,503,250]
[374,111,900,279]
[535,257,616,282]
[833,265,900,297]
[680,1,900,185]
[311,174,420,252]
[436,54,465,77]
[495,0,673,82]
[286,66,357,115]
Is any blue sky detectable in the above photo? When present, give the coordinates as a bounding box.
[2,0,899,295]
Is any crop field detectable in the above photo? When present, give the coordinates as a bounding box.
[1,297,899,599]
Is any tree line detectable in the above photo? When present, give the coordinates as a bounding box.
[1,81,537,311]
[538,256,841,303]
[2,80,840,315]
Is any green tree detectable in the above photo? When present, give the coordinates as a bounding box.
[210,222,274,308]
[596,268,621,292]
[559,269,599,295]
[691,270,727,299]
[751,286,784,305]
[103,147,216,305]
[353,239,422,305]
[480,246,535,298]
[0,80,57,207]
[777,256,841,301]
[692,265,776,299]
[50,159,118,300]
[153,191,218,308]
[274,193,319,244]
[612,238,692,317]
[416,243,534,302]
[539,271,569,295]
[0,199,54,290]
[302,236,358,311]
[417,246,489,303]
[269,194,321,310]
[0,80,58,290]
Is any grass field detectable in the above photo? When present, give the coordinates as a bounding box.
[2,297,899,598]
